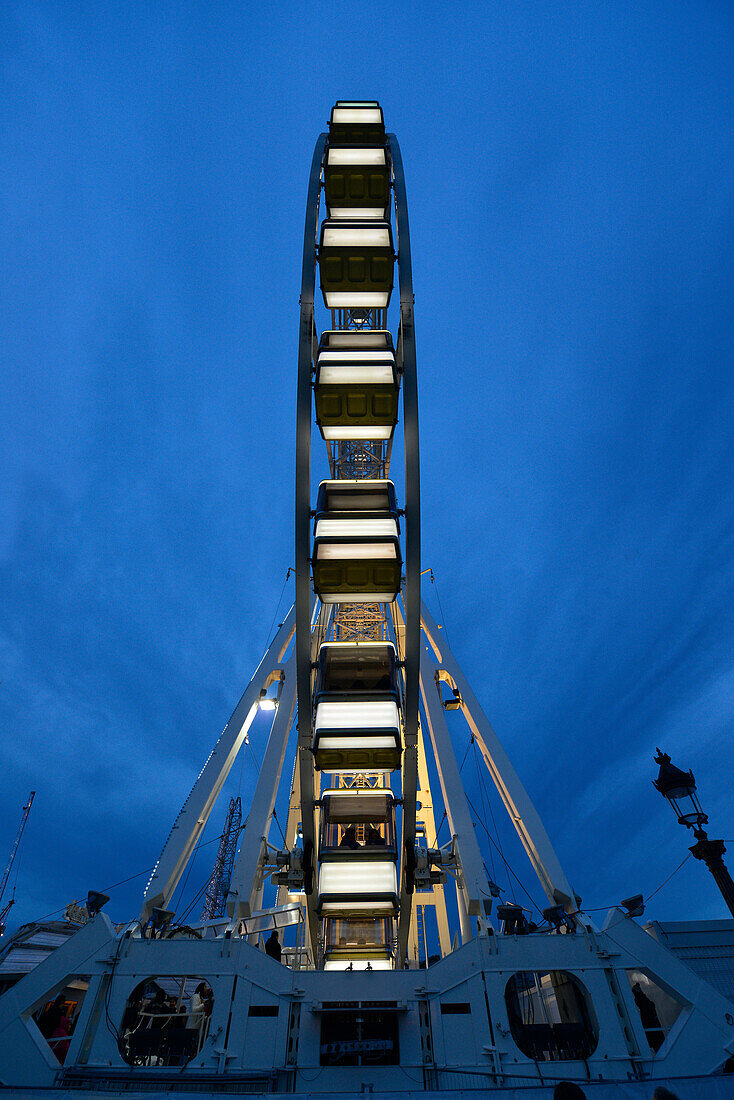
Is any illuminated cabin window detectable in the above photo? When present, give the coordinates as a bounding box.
[316,861,398,918]
[328,100,385,146]
[120,977,213,1067]
[315,640,398,694]
[314,330,398,442]
[312,480,402,605]
[504,971,598,1062]
[318,219,394,310]
[626,970,685,1053]
[324,146,390,221]
[319,789,397,854]
[325,917,393,960]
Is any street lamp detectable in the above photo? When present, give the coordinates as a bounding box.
[653,748,734,917]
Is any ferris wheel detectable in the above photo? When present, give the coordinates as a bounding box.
[139,102,576,971]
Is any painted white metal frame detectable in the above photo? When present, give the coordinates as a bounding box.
[420,601,576,911]
[138,609,296,923]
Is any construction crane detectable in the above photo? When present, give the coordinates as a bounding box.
[200,796,242,920]
[0,791,35,935]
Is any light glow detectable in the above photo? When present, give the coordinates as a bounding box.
[328,207,386,220]
[327,148,386,166]
[322,225,391,248]
[318,736,396,750]
[315,543,397,560]
[322,426,393,441]
[319,350,395,360]
[332,107,382,124]
[320,900,396,913]
[320,592,396,604]
[319,861,397,896]
[316,700,400,730]
[324,291,390,308]
[325,332,391,349]
[315,519,398,539]
[319,362,395,384]
[324,958,393,971]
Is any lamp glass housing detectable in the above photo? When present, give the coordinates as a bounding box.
[654,752,708,828]
[668,788,706,828]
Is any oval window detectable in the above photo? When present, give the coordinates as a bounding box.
[505,970,598,1061]
[120,977,213,1067]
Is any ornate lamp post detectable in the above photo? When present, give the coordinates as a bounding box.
[653,749,734,917]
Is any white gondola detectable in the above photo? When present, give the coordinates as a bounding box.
[314,330,398,442]
[312,480,402,604]
[316,789,398,918]
[312,641,402,772]
[318,220,394,310]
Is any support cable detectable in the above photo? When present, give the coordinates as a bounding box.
[472,740,499,889]
[262,568,294,653]
[466,792,543,917]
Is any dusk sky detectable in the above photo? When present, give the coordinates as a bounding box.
[2,1,733,939]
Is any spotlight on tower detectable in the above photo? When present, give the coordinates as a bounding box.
[620,894,645,918]
[259,689,277,711]
[150,907,175,937]
[86,891,110,917]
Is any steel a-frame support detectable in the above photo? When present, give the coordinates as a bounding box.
[226,652,297,919]
[138,609,295,924]
[421,602,576,912]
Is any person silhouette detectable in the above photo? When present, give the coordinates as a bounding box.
[339,826,361,850]
[265,930,282,962]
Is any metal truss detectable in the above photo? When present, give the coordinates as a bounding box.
[329,601,389,642]
[200,796,242,920]
[328,440,388,480]
[330,307,387,330]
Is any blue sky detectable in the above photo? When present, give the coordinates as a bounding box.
[1,1,733,936]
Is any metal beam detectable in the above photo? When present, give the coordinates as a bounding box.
[420,649,490,938]
[227,653,297,918]
[420,602,576,910]
[295,133,327,961]
[139,608,295,923]
[390,133,421,967]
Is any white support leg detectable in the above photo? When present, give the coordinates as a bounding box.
[138,609,295,923]
[420,649,490,928]
[227,653,297,919]
[421,602,576,911]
